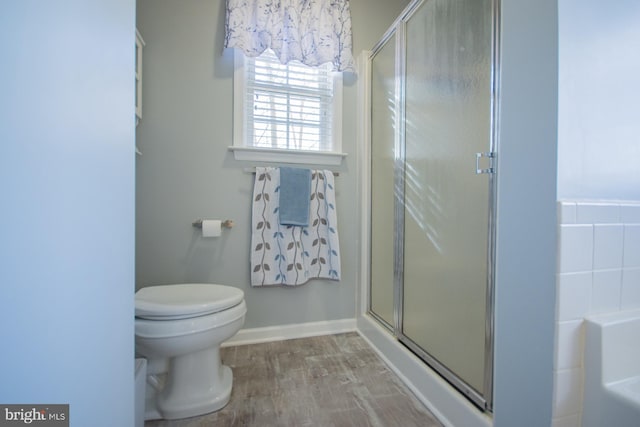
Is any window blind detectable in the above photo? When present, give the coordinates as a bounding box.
[243,50,335,152]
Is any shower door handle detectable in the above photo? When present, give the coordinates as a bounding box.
[475,152,496,174]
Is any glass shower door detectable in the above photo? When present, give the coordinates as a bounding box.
[400,0,494,407]
[369,31,398,328]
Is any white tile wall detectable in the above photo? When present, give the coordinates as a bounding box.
[553,200,640,427]
[591,270,622,313]
[621,204,640,223]
[621,268,640,309]
[558,225,593,273]
[555,320,583,370]
[558,202,577,224]
[593,225,623,270]
[557,272,591,321]
[623,225,640,268]
[576,203,620,224]
[552,368,583,418]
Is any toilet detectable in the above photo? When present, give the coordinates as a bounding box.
[134,283,246,420]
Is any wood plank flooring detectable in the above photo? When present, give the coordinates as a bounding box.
[145,332,443,427]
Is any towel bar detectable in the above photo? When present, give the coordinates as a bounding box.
[243,167,339,177]
[192,219,234,229]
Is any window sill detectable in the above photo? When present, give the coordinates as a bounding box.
[228,146,347,166]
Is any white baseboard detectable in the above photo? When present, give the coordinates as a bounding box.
[222,318,357,347]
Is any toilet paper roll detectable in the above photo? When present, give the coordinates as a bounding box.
[202,220,222,237]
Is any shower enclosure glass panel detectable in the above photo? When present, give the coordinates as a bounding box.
[369,32,398,327]
[401,0,493,400]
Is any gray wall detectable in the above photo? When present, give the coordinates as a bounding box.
[558,0,640,201]
[493,0,558,425]
[0,1,136,425]
[135,0,410,328]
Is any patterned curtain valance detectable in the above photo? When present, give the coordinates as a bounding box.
[224,0,355,72]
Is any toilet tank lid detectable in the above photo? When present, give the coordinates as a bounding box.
[135,283,244,319]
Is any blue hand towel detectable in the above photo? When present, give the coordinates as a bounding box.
[279,167,311,226]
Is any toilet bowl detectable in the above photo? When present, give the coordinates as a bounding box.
[134,283,246,420]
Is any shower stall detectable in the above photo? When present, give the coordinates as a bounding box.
[365,0,499,410]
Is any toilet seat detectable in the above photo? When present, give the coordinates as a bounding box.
[135,283,244,320]
[135,300,247,340]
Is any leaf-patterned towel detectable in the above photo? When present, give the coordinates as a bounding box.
[251,167,341,286]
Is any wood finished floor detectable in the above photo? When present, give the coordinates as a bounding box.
[145,332,443,427]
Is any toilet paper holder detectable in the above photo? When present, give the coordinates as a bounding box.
[192,219,234,229]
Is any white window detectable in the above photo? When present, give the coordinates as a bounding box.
[230,49,345,165]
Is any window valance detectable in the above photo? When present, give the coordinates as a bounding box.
[224,0,355,72]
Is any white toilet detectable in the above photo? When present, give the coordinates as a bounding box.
[134,283,246,420]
